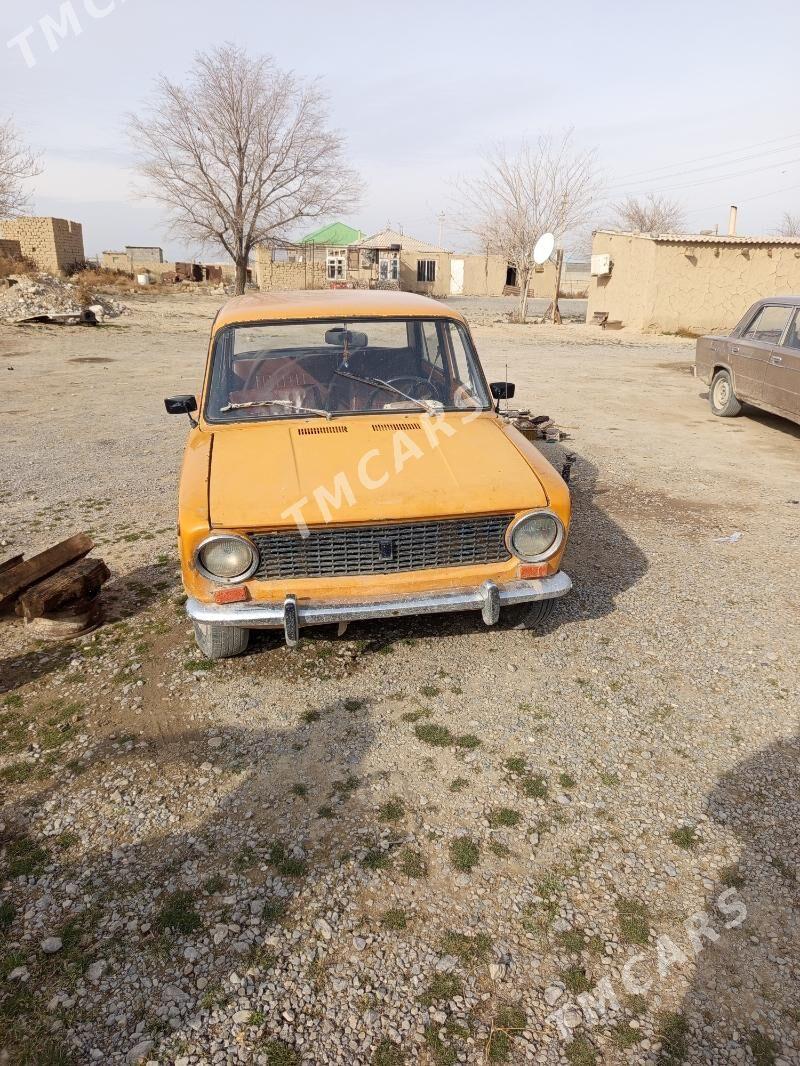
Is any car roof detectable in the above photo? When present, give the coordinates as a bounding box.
[213,289,466,331]
[752,296,800,307]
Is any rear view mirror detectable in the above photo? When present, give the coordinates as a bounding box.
[164,394,197,415]
[489,381,515,400]
[165,395,198,426]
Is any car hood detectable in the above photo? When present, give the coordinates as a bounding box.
[208,414,548,529]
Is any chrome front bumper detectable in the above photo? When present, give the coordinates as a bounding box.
[186,572,572,647]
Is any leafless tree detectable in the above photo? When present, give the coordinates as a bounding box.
[612,193,685,234]
[128,45,361,294]
[0,117,41,218]
[776,211,800,237]
[458,132,602,321]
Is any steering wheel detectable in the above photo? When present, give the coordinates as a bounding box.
[366,375,442,409]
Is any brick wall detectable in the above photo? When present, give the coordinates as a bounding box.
[255,250,328,291]
[0,217,85,273]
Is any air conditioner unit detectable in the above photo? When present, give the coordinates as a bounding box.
[590,253,611,277]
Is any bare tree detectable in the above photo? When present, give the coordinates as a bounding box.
[0,117,41,218]
[128,45,361,294]
[776,211,800,237]
[458,132,601,321]
[612,193,685,234]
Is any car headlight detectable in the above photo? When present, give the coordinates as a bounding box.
[508,510,564,562]
[195,535,258,583]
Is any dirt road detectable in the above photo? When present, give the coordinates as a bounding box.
[1,293,798,1065]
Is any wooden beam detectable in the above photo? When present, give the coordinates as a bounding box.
[0,533,93,605]
[16,557,109,621]
[0,554,24,575]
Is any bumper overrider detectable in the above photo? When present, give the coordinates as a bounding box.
[187,572,572,647]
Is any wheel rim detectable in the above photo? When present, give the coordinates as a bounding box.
[714,377,730,407]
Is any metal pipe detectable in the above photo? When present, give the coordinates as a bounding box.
[728,205,738,236]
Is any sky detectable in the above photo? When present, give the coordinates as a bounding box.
[3,0,800,262]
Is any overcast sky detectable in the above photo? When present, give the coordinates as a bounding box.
[3,0,800,261]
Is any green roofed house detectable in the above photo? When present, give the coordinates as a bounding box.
[300,221,364,282]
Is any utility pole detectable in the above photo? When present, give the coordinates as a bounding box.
[437,211,446,247]
[549,248,564,324]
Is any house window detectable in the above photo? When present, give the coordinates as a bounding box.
[379,252,399,281]
[326,248,347,280]
[417,259,437,283]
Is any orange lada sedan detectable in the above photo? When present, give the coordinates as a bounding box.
[165,290,572,656]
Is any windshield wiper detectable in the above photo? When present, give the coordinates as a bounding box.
[219,399,332,419]
[333,369,432,412]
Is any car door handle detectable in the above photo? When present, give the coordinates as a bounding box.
[770,354,783,365]
[730,345,739,353]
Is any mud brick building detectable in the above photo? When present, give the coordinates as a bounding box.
[0,217,85,274]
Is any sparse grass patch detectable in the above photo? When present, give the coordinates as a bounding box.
[488,807,521,828]
[248,945,278,969]
[598,770,620,786]
[440,930,491,965]
[557,928,586,953]
[612,1023,641,1048]
[749,1031,778,1066]
[290,783,308,798]
[414,722,452,747]
[562,965,592,994]
[489,841,511,858]
[616,897,651,945]
[259,1038,299,1065]
[657,1012,689,1064]
[0,762,34,785]
[362,848,390,871]
[382,907,408,930]
[301,708,322,723]
[0,900,16,930]
[317,804,335,819]
[520,773,548,799]
[401,708,431,723]
[455,733,480,749]
[670,825,698,850]
[203,874,225,894]
[331,773,360,796]
[449,836,479,872]
[373,1039,405,1066]
[4,835,49,878]
[487,1004,527,1062]
[268,842,307,879]
[558,772,576,790]
[378,797,405,822]
[423,1023,457,1066]
[398,848,428,879]
[565,1037,597,1065]
[418,973,462,1006]
[155,890,201,935]
[449,777,469,792]
[3,694,23,709]
[343,697,364,711]
[419,684,441,698]
[503,755,527,775]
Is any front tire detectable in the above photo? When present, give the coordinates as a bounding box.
[500,598,555,631]
[193,621,250,659]
[710,369,742,417]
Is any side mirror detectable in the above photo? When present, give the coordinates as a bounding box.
[165,394,198,427]
[489,381,515,400]
[164,394,197,415]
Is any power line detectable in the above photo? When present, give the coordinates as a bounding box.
[605,139,800,192]
[608,130,800,185]
[683,181,800,217]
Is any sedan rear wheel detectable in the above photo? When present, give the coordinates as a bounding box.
[710,369,742,417]
[193,621,250,659]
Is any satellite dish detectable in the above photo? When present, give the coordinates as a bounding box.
[533,232,555,265]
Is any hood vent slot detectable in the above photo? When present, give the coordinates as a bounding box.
[372,421,422,431]
[296,424,348,436]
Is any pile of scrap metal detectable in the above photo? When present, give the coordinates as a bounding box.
[502,409,567,443]
[0,533,110,638]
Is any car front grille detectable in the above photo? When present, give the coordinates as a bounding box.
[249,514,514,580]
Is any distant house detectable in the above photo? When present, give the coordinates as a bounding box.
[350,229,453,295]
[300,222,364,282]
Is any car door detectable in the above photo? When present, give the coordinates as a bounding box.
[728,303,793,404]
[762,306,800,420]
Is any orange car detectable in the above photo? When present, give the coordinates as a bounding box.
[165,290,571,656]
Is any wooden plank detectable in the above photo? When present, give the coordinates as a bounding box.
[0,533,93,605]
[16,557,109,621]
[0,554,24,575]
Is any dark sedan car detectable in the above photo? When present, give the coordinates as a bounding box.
[695,297,800,426]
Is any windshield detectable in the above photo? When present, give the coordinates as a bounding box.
[205,317,491,422]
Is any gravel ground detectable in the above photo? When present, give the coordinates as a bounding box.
[1,292,798,1066]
